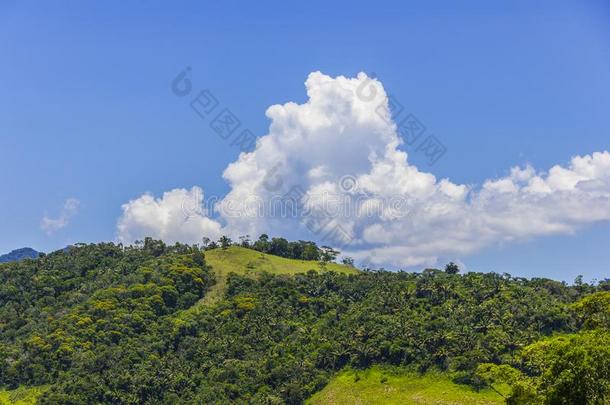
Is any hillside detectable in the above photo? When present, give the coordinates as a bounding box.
[0,248,40,263]
[203,246,358,303]
[0,240,608,404]
[307,366,503,405]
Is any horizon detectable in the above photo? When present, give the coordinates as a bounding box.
[0,239,604,286]
[2,1,610,283]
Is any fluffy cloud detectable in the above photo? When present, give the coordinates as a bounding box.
[116,72,610,268]
[41,198,80,235]
[116,187,222,244]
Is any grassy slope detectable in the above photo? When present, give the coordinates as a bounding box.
[307,366,504,405]
[0,387,47,405]
[202,246,358,304]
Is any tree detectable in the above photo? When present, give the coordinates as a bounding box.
[288,241,303,259]
[253,234,271,253]
[341,257,355,267]
[301,241,320,261]
[573,274,595,295]
[218,236,232,250]
[269,237,289,257]
[143,237,166,256]
[572,291,610,329]
[444,262,460,275]
[475,363,537,403]
[320,246,339,263]
[238,235,251,248]
[520,330,610,404]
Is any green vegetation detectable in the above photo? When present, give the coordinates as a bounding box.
[476,290,610,404]
[0,386,47,405]
[307,366,503,404]
[0,238,607,404]
[203,245,357,303]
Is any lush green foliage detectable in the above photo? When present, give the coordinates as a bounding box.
[0,240,213,397]
[477,291,610,404]
[0,240,606,404]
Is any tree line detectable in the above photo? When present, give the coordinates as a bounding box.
[202,234,345,264]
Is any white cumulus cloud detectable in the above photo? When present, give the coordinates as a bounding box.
[116,72,610,268]
[116,187,222,244]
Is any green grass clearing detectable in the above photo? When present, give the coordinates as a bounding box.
[307,366,504,405]
[0,386,48,405]
[202,246,358,304]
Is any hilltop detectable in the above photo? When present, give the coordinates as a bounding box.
[203,246,358,303]
[0,248,40,263]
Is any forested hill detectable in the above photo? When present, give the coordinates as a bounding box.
[0,247,40,263]
[0,239,608,404]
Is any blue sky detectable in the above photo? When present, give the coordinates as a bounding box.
[1,0,609,282]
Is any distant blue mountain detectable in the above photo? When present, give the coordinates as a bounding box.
[0,247,41,263]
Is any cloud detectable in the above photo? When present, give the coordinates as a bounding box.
[41,198,80,235]
[116,72,610,268]
[116,186,222,245]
